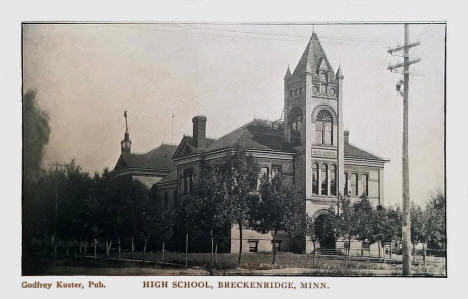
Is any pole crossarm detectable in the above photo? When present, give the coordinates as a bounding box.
[387,41,420,54]
[387,58,421,71]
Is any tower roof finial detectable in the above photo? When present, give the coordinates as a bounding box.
[124,110,128,133]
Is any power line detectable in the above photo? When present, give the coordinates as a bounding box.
[118,24,390,46]
[387,24,421,276]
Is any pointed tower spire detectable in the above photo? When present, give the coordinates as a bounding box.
[284,66,292,80]
[290,32,335,79]
[121,110,131,155]
[336,65,344,79]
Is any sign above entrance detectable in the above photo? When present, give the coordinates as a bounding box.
[311,148,337,159]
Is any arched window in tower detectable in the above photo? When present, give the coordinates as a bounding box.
[316,110,334,145]
[289,108,303,146]
[312,163,319,195]
[330,164,337,196]
[321,164,328,196]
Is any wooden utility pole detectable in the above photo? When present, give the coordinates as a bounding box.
[387,24,420,276]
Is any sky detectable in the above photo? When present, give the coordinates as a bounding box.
[22,23,445,207]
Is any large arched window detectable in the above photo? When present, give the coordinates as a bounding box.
[289,108,303,146]
[330,164,337,196]
[320,164,328,195]
[312,163,319,195]
[316,110,334,145]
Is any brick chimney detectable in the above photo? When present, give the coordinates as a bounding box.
[192,115,207,148]
[344,130,350,144]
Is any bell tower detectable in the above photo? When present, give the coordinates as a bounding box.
[283,33,345,201]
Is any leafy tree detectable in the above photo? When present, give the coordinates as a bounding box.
[249,173,298,264]
[381,205,402,257]
[425,192,446,250]
[219,146,259,264]
[23,89,50,183]
[330,195,356,262]
[304,215,319,267]
[55,160,93,255]
[184,165,227,261]
[129,178,155,261]
[353,196,374,244]
[410,202,426,258]
[22,89,51,264]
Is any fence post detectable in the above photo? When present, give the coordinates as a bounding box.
[423,243,426,265]
[185,233,189,270]
[215,243,218,267]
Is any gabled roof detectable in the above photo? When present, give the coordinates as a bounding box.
[114,144,178,171]
[172,136,216,159]
[173,119,294,160]
[204,119,294,153]
[290,33,336,83]
[344,143,388,162]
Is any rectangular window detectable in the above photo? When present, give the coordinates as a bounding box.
[248,240,258,253]
[351,173,358,196]
[344,173,349,195]
[361,174,368,196]
[258,166,269,188]
[362,241,370,249]
[183,168,194,195]
[344,241,350,249]
[260,166,269,179]
[271,164,282,178]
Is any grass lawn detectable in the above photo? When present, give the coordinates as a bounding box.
[23,250,446,276]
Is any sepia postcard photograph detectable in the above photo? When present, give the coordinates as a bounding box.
[21,21,447,278]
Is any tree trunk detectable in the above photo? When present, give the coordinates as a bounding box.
[143,237,149,262]
[390,243,392,259]
[94,239,97,258]
[312,240,316,268]
[106,240,112,257]
[383,244,387,263]
[272,228,278,265]
[378,241,381,261]
[161,241,165,262]
[53,235,57,260]
[185,233,189,270]
[210,229,214,266]
[412,243,416,264]
[238,222,243,265]
[215,243,218,266]
[131,237,135,258]
[347,237,351,267]
[118,238,121,260]
[84,242,88,256]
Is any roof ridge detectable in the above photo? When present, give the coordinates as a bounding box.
[345,142,389,161]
